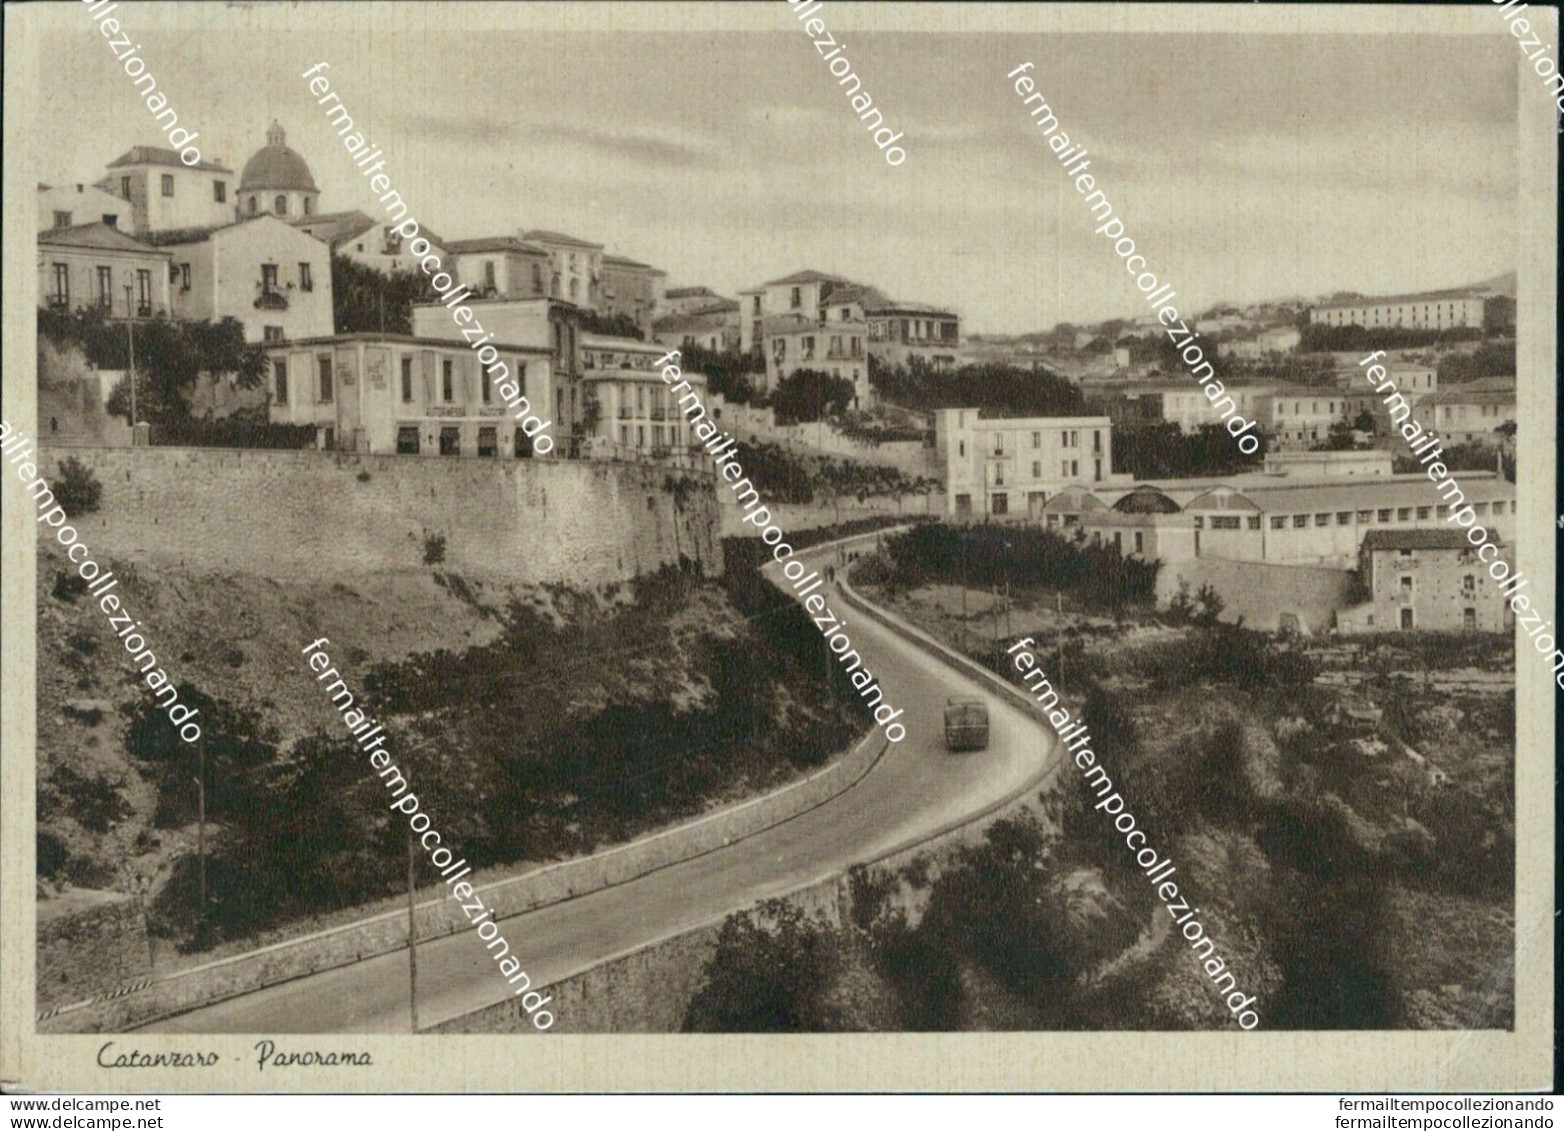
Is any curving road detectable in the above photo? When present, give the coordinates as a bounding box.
[143,536,1058,1033]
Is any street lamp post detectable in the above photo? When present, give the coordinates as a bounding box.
[122,284,138,428]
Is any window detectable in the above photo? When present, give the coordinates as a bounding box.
[1315,513,1330,527]
[1270,516,1285,530]
[400,357,414,403]
[53,210,72,229]
[135,268,151,315]
[481,370,491,404]
[299,262,313,292]
[1337,512,1351,525]
[1463,608,1477,630]
[484,261,497,291]
[515,428,534,459]
[1032,461,1041,479]
[1061,460,1070,477]
[1474,502,1488,515]
[569,277,579,300]
[439,427,461,456]
[1293,515,1307,529]
[97,266,113,308]
[1193,516,1205,529]
[274,195,288,216]
[263,325,284,343]
[1031,431,1040,449]
[161,174,174,197]
[396,426,420,455]
[790,287,802,308]
[1493,501,1505,515]
[1400,575,1413,593]
[1093,430,1102,453]
[303,197,313,216]
[477,427,498,457]
[248,196,258,216]
[49,263,69,307]
[1134,532,1144,554]
[1416,506,1430,520]
[214,181,226,203]
[1357,510,1373,523]
[273,360,288,404]
[532,263,543,292]
[1377,509,1392,522]
[991,493,1008,516]
[317,356,334,402]
[442,360,454,403]
[1400,606,1415,632]
[958,441,965,457]
[178,264,190,291]
[120,176,132,199]
[1462,574,1476,593]
[1211,516,1241,530]
[1396,508,1411,521]
[1071,460,1079,477]
[994,466,1005,486]
[955,494,972,515]
[262,263,279,294]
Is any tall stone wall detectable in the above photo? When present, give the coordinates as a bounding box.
[1159,557,1357,634]
[37,448,722,585]
[38,896,151,1013]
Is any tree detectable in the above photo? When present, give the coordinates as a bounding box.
[330,252,437,335]
[579,310,644,339]
[770,368,855,424]
[683,900,842,1031]
[677,343,764,404]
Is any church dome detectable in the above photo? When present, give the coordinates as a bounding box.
[239,121,319,193]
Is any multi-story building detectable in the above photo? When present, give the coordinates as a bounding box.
[295,211,449,276]
[520,229,603,308]
[737,287,766,353]
[600,255,664,331]
[664,286,732,317]
[652,303,741,353]
[1220,325,1301,360]
[38,182,127,233]
[1308,290,1495,332]
[411,296,584,435]
[864,298,961,370]
[150,214,334,343]
[1260,450,1393,478]
[1419,382,1517,446]
[581,334,708,459]
[234,122,321,222]
[1341,529,1513,633]
[38,222,172,318]
[446,236,551,299]
[263,332,553,457]
[101,145,235,235]
[1114,382,1275,434]
[935,407,1119,519]
[1261,386,1354,449]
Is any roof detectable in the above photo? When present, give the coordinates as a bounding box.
[602,254,653,269]
[1185,473,1514,515]
[581,333,666,351]
[291,210,377,247]
[864,297,958,317]
[1361,529,1471,553]
[445,236,547,256]
[142,213,313,247]
[239,123,318,193]
[1313,288,1491,312]
[654,309,736,333]
[1420,387,1516,407]
[37,221,170,256]
[106,146,232,174]
[521,229,603,249]
[762,269,851,287]
[665,285,720,299]
[825,283,891,309]
[1112,485,1182,514]
[759,313,817,335]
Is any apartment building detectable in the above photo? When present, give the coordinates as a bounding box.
[520,229,604,308]
[1419,383,1517,446]
[38,222,172,318]
[600,255,665,332]
[582,333,708,458]
[935,407,1117,519]
[38,183,126,233]
[101,145,235,235]
[296,210,450,276]
[864,299,961,370]
[446,236,551,299]
[149,214,334,343]
[652,303,740,353]
[264,332,553,457]
[1308,290,1495,332]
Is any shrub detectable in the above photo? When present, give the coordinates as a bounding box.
[423,533,447,565]
[683,900,843,1032]
[54,456,102,516]
[51,571,89,603]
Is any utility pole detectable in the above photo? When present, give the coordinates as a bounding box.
[191,768,205,940]
[406,828,419,1032]
[123,284,138,429]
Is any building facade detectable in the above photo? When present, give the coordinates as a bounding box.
[38,223,172,318]
[102,146,235,235]
[600,255,663,331]
[1420,385,1517,446]
[446,237,551,299]
[1342,529,1513,633]
[264,332,554,457]
[38,183,126,233]
[1309,290,1493,332]
[581,334,708,459]
[296,211,449,276]
[652,305,741,353]
[152,214,334,343]
[521,230,604,308]
[864,300,961,370]
[935,407,1118,519]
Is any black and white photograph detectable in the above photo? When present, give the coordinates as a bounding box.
[1,0,1555,1101]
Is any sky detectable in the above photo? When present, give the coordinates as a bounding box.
[34,7,1521,334]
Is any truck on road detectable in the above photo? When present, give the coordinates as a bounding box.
[943,698,990,752]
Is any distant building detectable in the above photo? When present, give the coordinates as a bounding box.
[298,211,449,276]
[1340,529,1513,633]
[1308,289,1497,333]
[101,145,235,235]
[863,297,960,371]
[600,255,664,331]
[445,236,551,299]
[1221,325,1300,359]
[520,229,604,308]
[1261,386,1355,449]
[581,333,708,459]
[1419,383,1517,446]
[149,214,334,343]
[664,286,732,316]
[38,222,172,318]
[652,303,740,353]
[1261,449,1393,478]
[263,331,553,457]
[935,407,1118,520]
[38,182,126,233]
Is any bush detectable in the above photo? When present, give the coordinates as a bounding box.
[51,571,89,603]
[423,533,447,565]
[54,456,102,515]
[683,900,843,1031]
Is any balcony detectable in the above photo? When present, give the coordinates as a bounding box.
[254,289,289,311]
[649,409,667,420]
[47,295,70,311]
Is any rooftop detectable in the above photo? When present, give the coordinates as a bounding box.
[444,235,547,255]
[291,210,377,247]
[1313,288,1492,312]
[143,213,316,247]
[262,331,552,355]
[666,285,722,299]
[521,229,603,249]
[1361,529,1472,552]
[239,122,317,193]
[762,269,852,287]
[38,221,170,256]
[602,254,654,269]
[106,145,232,174]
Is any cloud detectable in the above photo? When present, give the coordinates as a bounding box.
[400,112,721,169]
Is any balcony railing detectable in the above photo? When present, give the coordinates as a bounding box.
[254,290,289,311]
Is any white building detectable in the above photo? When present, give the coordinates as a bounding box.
[581,333,708,459]
[935,407,1121,519]
[521,229,604,309]
[1309,290,1492,332]
[102,145,235,235]
[38,182,127,233]
[38,222,171,318]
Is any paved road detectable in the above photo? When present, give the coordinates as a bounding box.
[144,539,1057,1033]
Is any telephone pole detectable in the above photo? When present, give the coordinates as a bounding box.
[406,829,419,1032]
